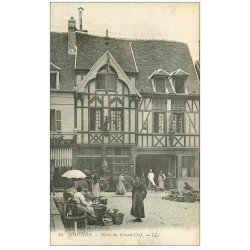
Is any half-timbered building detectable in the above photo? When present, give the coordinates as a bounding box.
[50,15,200,189]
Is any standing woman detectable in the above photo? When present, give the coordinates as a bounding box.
[92,172,101,201]
[158,171,166,191]
[131,176,147,222]
[116,173,126,195]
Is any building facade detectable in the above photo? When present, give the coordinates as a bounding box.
[50,16,200,190]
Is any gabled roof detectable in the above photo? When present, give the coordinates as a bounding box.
[148,69,170,79]
[131,40,199,94]
[75,32,137,73]
[170,69,190,77]
[74,50,141,97]
[50,32,199,94]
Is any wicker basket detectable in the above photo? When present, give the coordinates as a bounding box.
[177,196,185,202]
[112,213,124,225]
[184,194,197,203]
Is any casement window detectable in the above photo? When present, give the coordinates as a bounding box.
[50,109,61,131]
[96,74,106,90]
[105,72,117,91]
[154,76,166,93]
[153,112,165,133]
[90,108,102,131]
[110,109,123,131]
[96,67,117,92]
[182,156,195,177]
[50,71,59,89]
[172,113,184,133]
[171,99,186,111]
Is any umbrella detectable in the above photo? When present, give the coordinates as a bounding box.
[62,170,86,179]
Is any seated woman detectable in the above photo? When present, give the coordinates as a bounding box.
[73,185,97,218]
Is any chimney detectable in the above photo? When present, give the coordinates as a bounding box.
[78,7,88,33]
[78,7,84,30]
[68,17,76,55]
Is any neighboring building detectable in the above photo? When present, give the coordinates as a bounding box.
[50,15,200,190]
[195,60,200,80]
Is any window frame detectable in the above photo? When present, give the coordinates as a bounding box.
[50,109,61,132]
[154,76,166,93]
[172,112,184,134]
[89,108,103,131]
[110,108,124,131]
[55,110,61,131]
[153,111,165,134]
[96,67,117,92]
[173,76,186,93]
[50,70,60,90]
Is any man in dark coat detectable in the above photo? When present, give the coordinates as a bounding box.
[130,176,147,222]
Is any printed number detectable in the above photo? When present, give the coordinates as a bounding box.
[58,232,64,237]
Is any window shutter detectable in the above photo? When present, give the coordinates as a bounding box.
[50,109,55,131]
[90,109,96,130]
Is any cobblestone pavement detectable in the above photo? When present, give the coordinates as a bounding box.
[100,190,199,230]
[52,191,199,245]
[59,190,200,232]
[53,190,199,232]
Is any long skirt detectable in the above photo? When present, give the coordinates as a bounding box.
[130,193,145,218]
[116,181,126,195]
[92,182,100,198]
[158,179,165,189]
[76,204,96,218]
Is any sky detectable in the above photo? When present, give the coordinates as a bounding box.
[51,3,199,62]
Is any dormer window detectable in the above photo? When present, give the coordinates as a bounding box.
[149,69,170,93]
[50,62,60,90]
[170,69,189,94]
[174,77,186,93]
[155,76,166,92]
[96,66,117,92]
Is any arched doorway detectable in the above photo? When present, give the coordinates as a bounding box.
[135,154,177,189]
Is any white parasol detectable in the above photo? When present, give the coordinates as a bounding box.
[62,170,86,179]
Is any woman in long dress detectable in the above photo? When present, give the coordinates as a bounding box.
[131,176,147,222]
[116,174,126,195]
[92,173,100,199]
[73,185,96,218]
[158,171,166,191]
